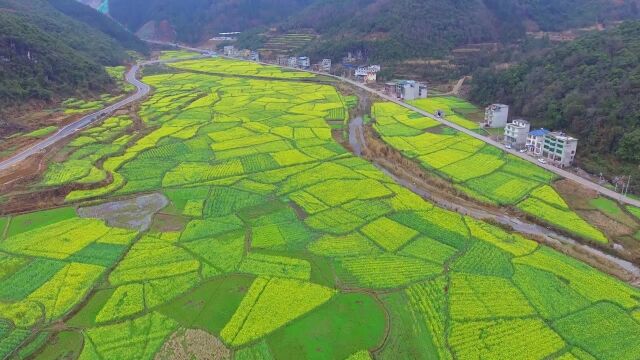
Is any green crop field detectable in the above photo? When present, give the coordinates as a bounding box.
[158,50,200,61]
[0,57,638,359]
[628,206,640,219]
[23,126,57,138]
[62,66,132,115]
[372,102,608,243]
[408,96,482,130]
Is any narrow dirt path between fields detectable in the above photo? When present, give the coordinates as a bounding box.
[442,76,469,96]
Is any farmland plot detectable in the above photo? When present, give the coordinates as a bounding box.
[372,102,607,243]
[1,57,639,359]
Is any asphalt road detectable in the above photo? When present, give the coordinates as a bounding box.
[343,80,640,208]
[152,40,640,207]
[0,64,150,172]
[3,41,638,208]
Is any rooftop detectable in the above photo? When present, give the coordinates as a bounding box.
[547,131,578,141]
[508,119,529,127]
[529,128,549,137]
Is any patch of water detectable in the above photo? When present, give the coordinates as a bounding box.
[77,193,169,231]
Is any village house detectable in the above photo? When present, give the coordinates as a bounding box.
[354,65,381,83]
[385,80,428,101]
[298,56,311,69]
[542,132,578,167]
[223,45,237,57]
[320,58,332,72]
[527,128,549,155]
[276,55,288,66]
[484,104,509,128]
[504,119,530,150]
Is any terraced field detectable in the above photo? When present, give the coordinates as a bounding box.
[0,58,639,359]
[259,33,316,55]
[372,102,608,243]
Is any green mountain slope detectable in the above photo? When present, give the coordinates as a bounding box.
[105,0,639,60]
[108,0,314,43]
[287,0,640,60]
[50,0,148,54]
[0,0,139,111]
[470,21,640,182]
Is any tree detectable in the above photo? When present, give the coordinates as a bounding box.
[616,128,640,162]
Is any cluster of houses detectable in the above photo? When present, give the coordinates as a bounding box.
[485,104,578,167]
[223,46,260,62]
[384,80,428,101]
[274,55,334,73]
[220,44,577,168]
[275,55,313,70]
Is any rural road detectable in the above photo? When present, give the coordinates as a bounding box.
[351,84,640,208]
[3,40,638,208]
[143,41,640,208]
[0,53,207,172]
[0,64,149,172]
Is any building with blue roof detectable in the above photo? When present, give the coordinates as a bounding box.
[527,128,549,155]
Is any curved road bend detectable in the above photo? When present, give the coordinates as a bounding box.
[0,64,149,172]
[157,40,640,207]
[0,54,208,172]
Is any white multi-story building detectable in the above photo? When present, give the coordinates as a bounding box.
[223,46,236,57]
[526,128,549,155]
[320,59,332,72]
[287,57,298,68]
[542,132,578,167]
[385,80,428,100]
[504,119,530,149]
[484,104,509,128]
[354,65,381,83]
[298,56,310,69]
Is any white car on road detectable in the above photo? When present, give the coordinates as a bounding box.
[537,158,547,164]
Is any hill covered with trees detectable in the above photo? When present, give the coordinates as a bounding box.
[50,0,148,54]
[105,0,640,61]
[470,21,640,182]
[287,0,640,60]
[0,0,143,112]
[108,0,314,43]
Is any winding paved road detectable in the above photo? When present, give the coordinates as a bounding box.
[3,41,638,208]
[139,41,640,207]
[0,54,208,172]
[0,64,149,171]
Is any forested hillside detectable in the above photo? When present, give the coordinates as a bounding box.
[105,0,639,60]
[50,0,148,53]
[470,21,640,180]
[289,0,640,60]
[0,0,140,112]
[108,0,314,43]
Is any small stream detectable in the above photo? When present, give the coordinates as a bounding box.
[349,117,366,156]
[347,116,640,281]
